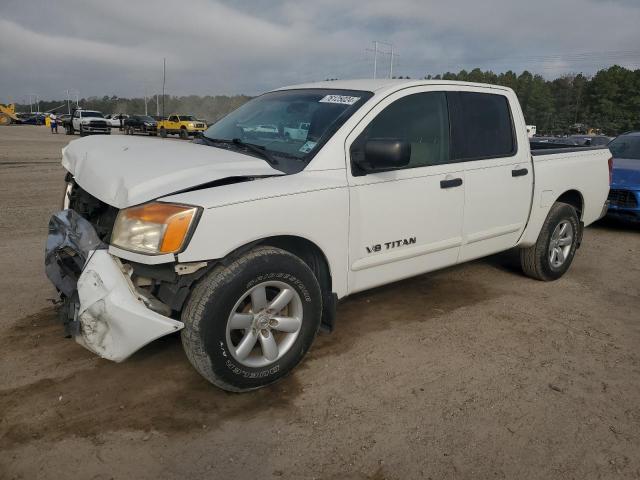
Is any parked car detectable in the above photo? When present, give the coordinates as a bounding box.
[157,114,207,139]
[606,131,640,221]
[530,136,581,148]
[63,109,110,136]
[569,135,613,147]
[17,113,46,125]
[106,113,129,128]
[57,114,71,126]
[124,115,158,136]
[46,80,610,392]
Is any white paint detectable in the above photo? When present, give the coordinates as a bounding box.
[76,250,183,361]
[62,134,283,208]
[61,80,610,360]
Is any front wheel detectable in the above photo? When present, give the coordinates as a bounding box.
[181,246,322,392]
[79,125,85,137]
[520,202,580,281]
[179,128,189,139]
[159,127,167,138]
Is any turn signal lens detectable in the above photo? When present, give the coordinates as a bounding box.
[111,202,199,255]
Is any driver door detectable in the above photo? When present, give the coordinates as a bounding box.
[346,88,466,294]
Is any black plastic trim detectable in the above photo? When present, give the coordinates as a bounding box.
[530,145,608,156]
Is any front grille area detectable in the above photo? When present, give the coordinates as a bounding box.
[195,123,205,128]
[89,120,107,127]
[608,189,638,208]
[67,181,119,241]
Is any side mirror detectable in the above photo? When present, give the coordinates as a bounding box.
[355,138,411,172]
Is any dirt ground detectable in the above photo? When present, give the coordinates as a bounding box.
[1,125,639,479]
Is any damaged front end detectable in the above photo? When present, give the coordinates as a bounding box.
[45,209,184,362]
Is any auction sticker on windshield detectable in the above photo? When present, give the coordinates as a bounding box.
[299,141,317,153]
[319,95,360,105]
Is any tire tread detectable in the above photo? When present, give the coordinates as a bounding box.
[181,246,320,392]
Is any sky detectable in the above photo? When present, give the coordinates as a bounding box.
[1,0,639,103]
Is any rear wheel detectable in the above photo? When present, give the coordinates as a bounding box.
[181,246,322,392]
[520,202,580,281]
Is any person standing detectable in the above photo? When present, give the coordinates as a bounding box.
[50,113,58,134]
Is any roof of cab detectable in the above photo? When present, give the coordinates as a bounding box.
[273,79,514,96]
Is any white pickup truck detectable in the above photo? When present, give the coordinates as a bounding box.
[64,109,111,136]
[46,80,611,392]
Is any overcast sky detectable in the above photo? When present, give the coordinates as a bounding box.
[1,0,639,102]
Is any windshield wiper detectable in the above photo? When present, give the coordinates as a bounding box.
[231,139,279,166]
[199,136,279,166]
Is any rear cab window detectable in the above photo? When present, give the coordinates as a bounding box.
[448,91,517,161]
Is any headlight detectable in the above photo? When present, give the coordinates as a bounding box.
[188,122,194,127]
[111,202,200,255]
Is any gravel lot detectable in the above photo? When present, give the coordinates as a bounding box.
[1,126,639,479]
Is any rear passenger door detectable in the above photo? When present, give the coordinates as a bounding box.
[448,90,533,262]
[346,89,466,294]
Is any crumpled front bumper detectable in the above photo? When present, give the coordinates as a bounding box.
[45,210,183,362]
[76,250,183,361]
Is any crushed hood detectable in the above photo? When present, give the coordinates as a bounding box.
[62,135,284,208]
[612,158,640,188]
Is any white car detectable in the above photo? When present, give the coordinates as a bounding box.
[46,80,611,392]
[105,113,129,128]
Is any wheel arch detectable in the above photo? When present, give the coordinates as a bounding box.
[224,235,337,331]
[555,189,584,220]
[237,235,333,295]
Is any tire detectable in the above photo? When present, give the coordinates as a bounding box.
[79,125,85,137]
[159,127,167,138]
[181,246,322,392]
[520,202,580,281]
[179,128,189,139]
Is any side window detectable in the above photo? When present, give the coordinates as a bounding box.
[351,92,450,171]
[449,92,516,161]
[169,115,178,122]
[73,111,80,118]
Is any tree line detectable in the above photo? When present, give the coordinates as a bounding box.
[16,66,640,135]
[422,65,640,135]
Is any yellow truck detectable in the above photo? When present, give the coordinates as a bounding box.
[157,114,207,139]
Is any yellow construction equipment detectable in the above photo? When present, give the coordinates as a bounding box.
[0,103,19,125]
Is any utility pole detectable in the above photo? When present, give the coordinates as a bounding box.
[366,41,396,79]
[162,58,166,119]
[156,94,159,117]
[144,84,148,116]
[373,41,378,79]
[66,89,70,114]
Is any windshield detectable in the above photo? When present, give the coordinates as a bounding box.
[202,89,373,171]
[81,111,103,118]
[139,116,155,122]
[609,135,640,160]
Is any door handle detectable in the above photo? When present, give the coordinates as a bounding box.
[512,168,528,177]
[440,178,463,189]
